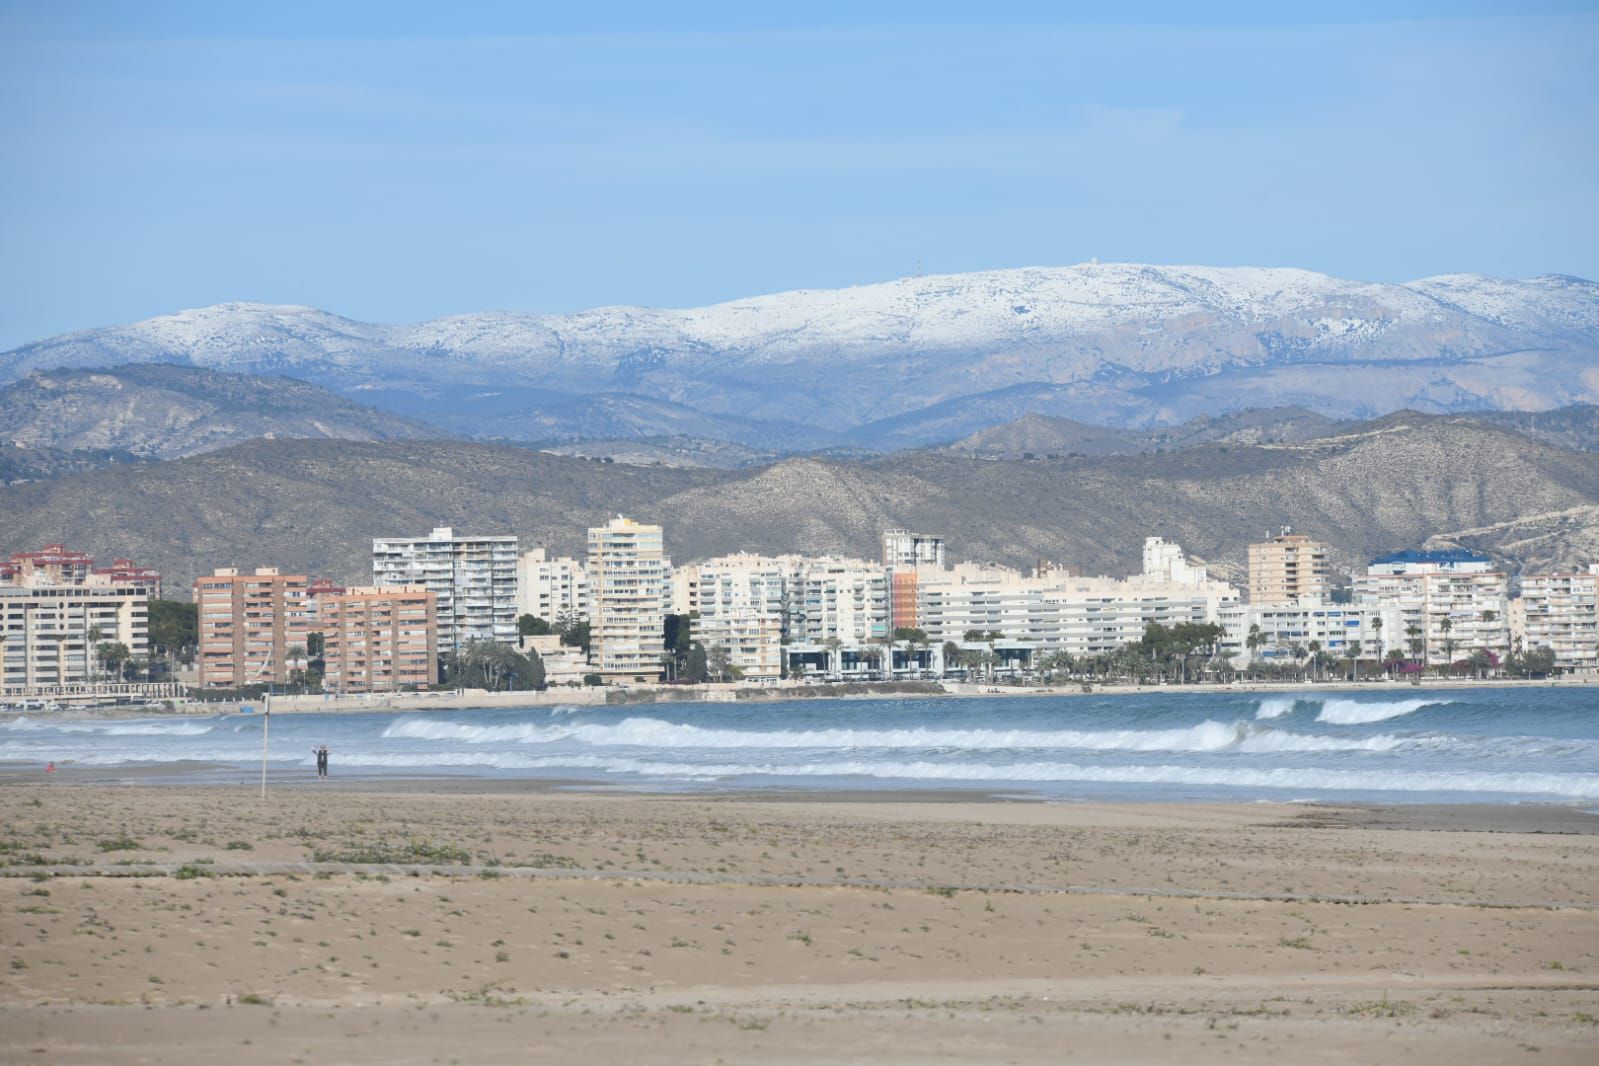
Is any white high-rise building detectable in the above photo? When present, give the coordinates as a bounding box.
[1143,536,1211,586]
[671,554,786,680]
[515,549,589,626]
[587,516,669,681]
[1511,567,1598,674]
[882,529,945,570]
[372,527,519,654]
[1351,550,1508,667]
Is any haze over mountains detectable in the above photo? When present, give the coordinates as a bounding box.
[3,264,1596,449]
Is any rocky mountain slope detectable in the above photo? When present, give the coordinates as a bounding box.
[2,416,1594,593]
[3,265,1594,445]
[0,364,446,459]
[945,408,1347,458]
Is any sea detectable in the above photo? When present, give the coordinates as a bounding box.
[4,687,1598,805]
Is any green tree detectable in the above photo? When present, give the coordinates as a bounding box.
[892,626,928,644]
[558,618,592,656]
[518,614,552,637]
[707,645,733,682]
[95,641,132,682]
[445,640,544,691]
[1439,617,1456,671]
[684,642,709,684]
[147,600,199,668]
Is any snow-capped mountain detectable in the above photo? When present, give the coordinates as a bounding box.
[3,264,1595,444]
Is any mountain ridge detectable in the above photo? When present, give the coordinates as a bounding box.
[4,263,1595,446]
[2,416,1595,595]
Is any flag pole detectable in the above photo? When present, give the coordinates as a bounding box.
[260,686,271,800]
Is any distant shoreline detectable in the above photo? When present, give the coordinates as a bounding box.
[3,673,1591,722]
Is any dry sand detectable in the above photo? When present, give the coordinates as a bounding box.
[1,780,1596,1063]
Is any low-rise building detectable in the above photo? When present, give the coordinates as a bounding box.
[321,586,438,693]
[517,633,590,685]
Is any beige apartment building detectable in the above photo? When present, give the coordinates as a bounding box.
[1,584,150,696]
[587,516,669,681]
[1351,551,1508,666]
[193,567,312,687]
[1247,530,1331,603]
[1511,568,1598,674]
[321,586,439,693]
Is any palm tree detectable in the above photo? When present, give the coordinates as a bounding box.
[1405,623,1424,669]
[1440,617,1456,674]
[823,636,842,680]
[1346,639,1363,681]
[1480,610,1501,677]
[1307,640,1322,682]
[1245,624,1265,674]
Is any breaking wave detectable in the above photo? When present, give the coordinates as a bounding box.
[0,716,217,737]
[381,715,1405,755]
[1254,698,1296,720]
[1315,698,1451,725]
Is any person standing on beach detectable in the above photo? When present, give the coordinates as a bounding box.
[313,745,329,778]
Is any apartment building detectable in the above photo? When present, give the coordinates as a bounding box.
[1216,600,1402,668]
[914,556,1240,658]
[781,555,891,647]
[1247,529,1331,604]
[1351,550,1509,666]
[1142,536,1213,586]
[372,527,518,654]
[192,567,312,687]
[1,544,162,599]
[515,548,589,625]
[320,586,438,693]
[587,516,669,681]
[882,529,945,570]
[675,554,787,680]
[1511,567,1598,673]
[0,584,150,695]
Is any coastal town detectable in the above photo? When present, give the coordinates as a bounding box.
[2,519,1592,708]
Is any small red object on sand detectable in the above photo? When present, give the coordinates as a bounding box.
[45,762,55,773]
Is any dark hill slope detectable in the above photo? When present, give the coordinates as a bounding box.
[0,420,1594,592]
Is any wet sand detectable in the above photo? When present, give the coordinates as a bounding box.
[1,782,1596,1063]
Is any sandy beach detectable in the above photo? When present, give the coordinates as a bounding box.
[0,776,1595,1063]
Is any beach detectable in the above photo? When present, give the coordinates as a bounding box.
[2,778,1596,1063]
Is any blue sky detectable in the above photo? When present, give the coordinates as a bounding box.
[1,2,1595,348]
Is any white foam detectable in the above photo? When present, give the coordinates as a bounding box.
[0,716,216,736]
[282,750,1599,799]
[1315,698,1450,725]
[1254,698,1296,720]
[381,716,1399,755]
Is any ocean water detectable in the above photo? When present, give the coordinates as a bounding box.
[4,688,1598,804]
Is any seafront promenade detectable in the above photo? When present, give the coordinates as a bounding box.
[26,673,1595,719]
